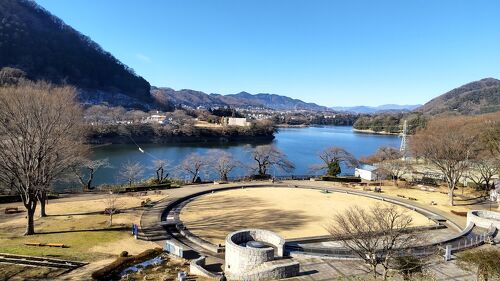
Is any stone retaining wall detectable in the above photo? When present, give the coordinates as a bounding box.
[225,229,298,280]
[467,210,500,229]
[189,256,221,280]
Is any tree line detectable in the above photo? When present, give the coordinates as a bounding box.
[1,81,500,237]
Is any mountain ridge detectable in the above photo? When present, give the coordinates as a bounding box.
[331,104,421,114]
[418,78,500,115]
[0,0,152,106]
[152,87,329,111]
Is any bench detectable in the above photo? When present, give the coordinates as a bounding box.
[4,207,21,214]
[408,197,418,201]
[46,243,65,248]
[451,210,467,217]
[25,242,65,248]
[397,194,407,198]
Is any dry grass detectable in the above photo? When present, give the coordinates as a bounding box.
[0,193,164,262]
[180,187,434,245]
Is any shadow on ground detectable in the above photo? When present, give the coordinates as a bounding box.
[180,194,321,243]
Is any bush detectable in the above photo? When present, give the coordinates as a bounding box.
[451,210,468,217]
[122,183,171,193]
[249,174,272,180]
[91,248,162,280]
[119,251,128,257]
[321,176,361,183]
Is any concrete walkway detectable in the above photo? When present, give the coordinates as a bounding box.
[137,180,491,279]
[139,180,468,243]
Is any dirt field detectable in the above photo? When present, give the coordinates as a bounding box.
[179,187,435,245]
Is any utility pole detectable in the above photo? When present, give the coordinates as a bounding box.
[400,120,408,160]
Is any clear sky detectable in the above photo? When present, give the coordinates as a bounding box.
[36,0,500,107]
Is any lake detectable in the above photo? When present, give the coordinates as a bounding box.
[91,126,400,185]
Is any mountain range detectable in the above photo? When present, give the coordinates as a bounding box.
[1,0,500,115]
[331,104,421,114]
[151,87,328,111]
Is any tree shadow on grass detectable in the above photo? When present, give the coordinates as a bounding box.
[36,226,129,235]
[47,205,145,217]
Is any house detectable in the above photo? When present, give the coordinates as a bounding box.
[221,117,251,127]
[145,114,167,124]
[354,164,384,181]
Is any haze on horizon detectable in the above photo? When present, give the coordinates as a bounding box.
[36,0,500,107]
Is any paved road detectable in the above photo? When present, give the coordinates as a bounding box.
[286,256,474,281]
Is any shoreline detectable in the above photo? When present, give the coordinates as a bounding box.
[87,134,275,145]
[352,128,400,135]
[275,124,309,128]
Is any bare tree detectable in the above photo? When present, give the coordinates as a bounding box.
[250,145,295,178]
[467,157,500,196]
[84,105,110,124]
[326,204,418,280]
[0,81,84,234]
[311,146,358,176]
[363,147,408,184]
[72,158,110,191]
[119,161,144,187]
[178,153,207,183]
[411,117,479,206]
[125,110,148,123]
[152,159,171,184]
[102,186,122,227]
[207,150,240,181]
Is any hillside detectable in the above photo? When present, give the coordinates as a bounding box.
[0,0,152,105]
[419,78,500,115]
[152,87,328,111]
[220,92,327,111]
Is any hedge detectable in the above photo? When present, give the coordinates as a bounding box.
[0,193,59,204]
[321,176,362,183]
[122,183,171,193]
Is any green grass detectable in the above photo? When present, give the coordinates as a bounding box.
[0,214,130,261]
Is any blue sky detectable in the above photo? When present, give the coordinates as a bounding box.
[36,0,500,107]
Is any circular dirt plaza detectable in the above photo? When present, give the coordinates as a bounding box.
[179,187,434,245]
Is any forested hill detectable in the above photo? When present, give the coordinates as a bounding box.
[0,0,152,105]
[353,78,500,133]
[152,88,328,111]
[418,78,500,115]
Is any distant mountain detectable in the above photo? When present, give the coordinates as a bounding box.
[418,78,500,115]
[152,88,329,111]
[0,0,152,106]
[331,104,421,114]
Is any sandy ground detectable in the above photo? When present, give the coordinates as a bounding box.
[180,187,434,245]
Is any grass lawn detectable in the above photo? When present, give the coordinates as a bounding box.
[0,193,163,262]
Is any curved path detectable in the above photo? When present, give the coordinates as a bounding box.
[139,181,467,257]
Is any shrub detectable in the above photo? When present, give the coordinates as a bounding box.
[321,176,361,183]
[119,251,129,257]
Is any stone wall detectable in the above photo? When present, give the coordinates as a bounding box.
[189,256,221,280]
[224,229,298,280]
[467,210,500,229]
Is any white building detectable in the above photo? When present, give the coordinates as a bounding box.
[221,117,251,127]
[355,164,384,181]
[145,114,167,124]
